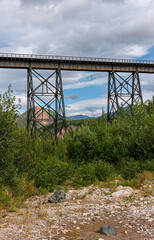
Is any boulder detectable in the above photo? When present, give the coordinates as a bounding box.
[48,190,66,203]
[112,186,134,198]
[99,225,117,236]
[115,186,134,192]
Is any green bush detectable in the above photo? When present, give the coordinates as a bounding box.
[72,160,116,187]
[140,159,154,172]
[119,158,141,179]
[95,160,116,181]
[66,125,99,163]
[72,163,96,187]
[30,157,72,191]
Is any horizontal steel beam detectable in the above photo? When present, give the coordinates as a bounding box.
[0,53,154,73]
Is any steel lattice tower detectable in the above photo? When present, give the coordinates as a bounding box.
[107,71,143,120]
[27,68,66,138]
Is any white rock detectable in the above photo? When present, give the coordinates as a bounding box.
[112,189,134,198]
[111,186,134,198]
[116,186,134,192]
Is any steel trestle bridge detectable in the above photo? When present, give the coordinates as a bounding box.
[0,53,154,138]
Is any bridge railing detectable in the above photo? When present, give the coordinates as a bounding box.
[0,53,154,64]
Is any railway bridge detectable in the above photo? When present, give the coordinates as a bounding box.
[0,53,154,138]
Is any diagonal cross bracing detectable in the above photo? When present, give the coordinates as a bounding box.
[27,68,66,138]
[107,71,143,120]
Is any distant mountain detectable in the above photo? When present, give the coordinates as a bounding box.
[67,115,93,120]
[18,108,93,126]
[144,99,151,106]
[18,106,54,127]
[18,100,152,126]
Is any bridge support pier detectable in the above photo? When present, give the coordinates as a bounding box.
[27,68,66,138]
[107,71,143,120]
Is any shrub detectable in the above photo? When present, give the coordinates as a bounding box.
[72,163,96,187]
[140,160,154,172]
[30,157,72,191]
[95,160,116,181]
[0,185,12,206]
[119,158,141,179]
[66,125,99,164]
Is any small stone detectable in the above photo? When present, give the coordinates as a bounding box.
[99,225,117,236]
[118,200,125,205]
[83,213,88,216]
[147,219,153,222]
[125,203,130,207]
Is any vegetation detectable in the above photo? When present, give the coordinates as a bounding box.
[0,86,154,209]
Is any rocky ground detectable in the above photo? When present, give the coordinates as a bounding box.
[0,184,153,240]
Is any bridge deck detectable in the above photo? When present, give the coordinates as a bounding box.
[0,53,154,73]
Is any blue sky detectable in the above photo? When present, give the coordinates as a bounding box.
[136,46,154,60]
[0,0,153,116]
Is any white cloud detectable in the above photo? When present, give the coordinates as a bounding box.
[0,0,154,58]
[142,90,154,102]
[140,73,154,92]
[66,97,107,116]
[64,72,107,90]
[121,45,149,58]
[126,0,152,7]
[67,109,103,118]
[15,93,27,111]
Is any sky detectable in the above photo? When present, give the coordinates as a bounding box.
[0,0,154,117]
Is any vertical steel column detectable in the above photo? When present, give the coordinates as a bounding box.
[27,68,30,131]
[27,68,66,139]
[55,70,58,139]
[131,72,135,108]
[55,69,66,139]
[136,71,143,103]
[107,72,111,121]
[27,67,36,136]
[107,71,143,120]
[112,71,119,109]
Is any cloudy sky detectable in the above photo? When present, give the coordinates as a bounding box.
[0,0,154,116]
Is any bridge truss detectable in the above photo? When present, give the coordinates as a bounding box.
[108,71,143,120]
[27,68,66,138]
[0,53,153,139]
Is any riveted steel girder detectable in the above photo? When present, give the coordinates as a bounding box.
[0,53,154,73]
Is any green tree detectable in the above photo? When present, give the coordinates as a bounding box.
[0,85,21,185]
